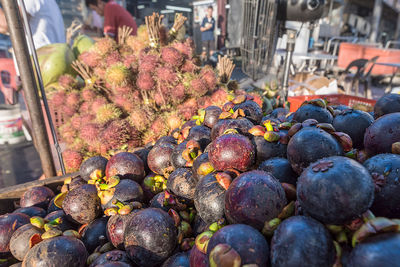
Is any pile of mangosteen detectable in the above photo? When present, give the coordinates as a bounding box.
[1,93,400,267]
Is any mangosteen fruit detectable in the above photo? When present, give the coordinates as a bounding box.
[364,112,400,156]
[105,152,145,183]
[207,224,269,266]
[68,176,87,191]
[211,118,254,140]
[293,102,333,123]
[363,153,400,218]
[45,210,76,232]
[374,93,400,119]
[253,135,287,165]
[124,208,177,267]
[203,106,222,129]
[258,157,298,185]
[133,147,151,174]
[271,216,335,267]
[96,263,131,267]
[333,109,374,149]
[19,186,54,209]
[189,245,208,267]
[80,156,108,181]
[101,179,143,209]
[149,192,168,212]
[9,224,44,261]
[81,217,109,253]
[22,236,88,267]
[162,252,190,267]
[346,233,400,267]
[287,127,344,174]
[62,184,101,225]
[269,107,290,121]
[0,213,30,253]
[194,173,226,224]
[171,141,189,169]
[297,156,375,224]
[107,211,137,249]
[155,136,177,147]
[233,100,263,124]
[89,250,132,267]
[141,172,166,202]
[192,153,212,181]
[186,125,211,150]
[167,168,197,200]
[224,170,287,230]
[209,132,255,171]
[13,207,46,218]
[192,215,208,236]
[147,142,176,177]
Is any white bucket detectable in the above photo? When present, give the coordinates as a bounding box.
[0,104,26,145]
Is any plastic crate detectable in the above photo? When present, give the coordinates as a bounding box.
[288,94,377,112]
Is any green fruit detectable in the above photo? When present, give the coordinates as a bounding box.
[72,35,94,58]
[37,43,76,90]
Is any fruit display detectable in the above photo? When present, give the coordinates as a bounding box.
[46,14,265,172]
[1,92,400,266]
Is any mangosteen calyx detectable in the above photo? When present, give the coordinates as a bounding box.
[312,160,334,172]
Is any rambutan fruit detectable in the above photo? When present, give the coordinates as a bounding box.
[113,85,134,95]
[79,102,91,114]
[59,123,76,144]
[161,47,184,67]
[80,123,101,145]
[79,51,102,68]
[95,104,122,124]
[150,116,169,139]
[142,131,158,145]
[81,87,97,102]
[63,149,83,172]
[91,97,108,113]
[70,114,82,130]
[58,74,78,90]
[181,60,198,73]
[136,72,155,91]
[172,41,193,59]
[113,94,135,112]
[80,114,95,125]
[93,67,106,79]
[201,66,217,90]
[66,90,81,109]
[171,83,186,100]
[100,119,132,151]
[128,108,154,132]
[165,112,182,131]
[105,63,131,87]
[139,54,159,73]
[198,96,213,109]
[93,37,117,57]
[190,78,208,97]
[69,138,86,152]
[227,80,240,91]
[106,51,122,66]
[155,67,177,83]
[154,92,165,107]
[248,92,264,108]
[211,88,229,106]
[123,54,138,70]
[50,90,66,107]
[62,105,77,118]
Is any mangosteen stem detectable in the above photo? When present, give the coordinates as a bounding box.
[112,199,125,209]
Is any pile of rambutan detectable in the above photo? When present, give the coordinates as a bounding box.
[50,13,262,172]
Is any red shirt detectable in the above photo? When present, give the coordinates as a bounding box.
[104,1,137,40]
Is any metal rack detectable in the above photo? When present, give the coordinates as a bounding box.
[240,0,279,81]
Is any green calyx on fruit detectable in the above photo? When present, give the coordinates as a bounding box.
[222,128,239,135]
[87,252,101,266]
[278,201,295,220]
[264,131,280,143]
[30,216,45,229]
[63,230,81,238]
[54,192,67,208]
[143,174,167,193]
[312,160,334,173]
[209,243,242,267]
[232,95,246,104]
[195,230,214,254]
[331,132,353,152]
[316,123,336,133]
[104,207,119,216]
[262,218,282,237]
[249,125,266,136]
[209,218,226,232]
[42,229,63,239]
[197,162,215,176]
[99,176,120,190]
[192,109,206,125]
[352,217,400,247]
[90,169,104,180]
[98,188,116,205]
[182,140,202,167]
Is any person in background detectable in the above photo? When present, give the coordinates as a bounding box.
[85,0,137,41]
[200,5,215,62]
[0,0,65,49]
